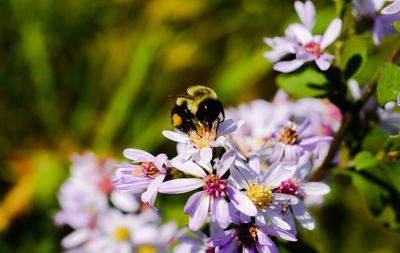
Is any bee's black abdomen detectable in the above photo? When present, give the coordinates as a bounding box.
[196,98,224,129]
[171,102,196,133]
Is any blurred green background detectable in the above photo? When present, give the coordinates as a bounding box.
[0,0,400,252]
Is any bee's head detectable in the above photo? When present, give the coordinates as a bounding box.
[196,98,225,129]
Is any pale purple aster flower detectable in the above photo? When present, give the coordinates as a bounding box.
[85,209,157,253]
[267,119,333,165]
[263,0,316,62]
[352,0,400,44]
[163,119,243,161]
[206,220,297,253]
[230,155,298,233]
[274,18,342,72]
[159,149,257,231]
[274,177,330,230]
[113,149,169,206]
[382,0,400,14]
[54,178,108,229]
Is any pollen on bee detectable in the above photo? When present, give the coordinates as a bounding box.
[172,114,182,126]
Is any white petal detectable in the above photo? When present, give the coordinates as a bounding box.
[288,23,313,45]
[123,148,153,161]
[217,149,237,177]
[162,130,189,143]
[267,210,291,230]
[273,59,305,73]
[171,157,207,178]
[294,0,316,31]
[315,57,331,71]
[301,182,331,196]
[188,194,210,231]
[320,18,342,50]
[61,229,91,248]
[158,179,204,194]
[292,200,315,230]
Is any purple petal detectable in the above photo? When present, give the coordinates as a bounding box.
[171,158,207,178]
[123,148,153,161]
[273,59,305,73]
[256,238,278,253]
[294,0,316,31]
[397,93,400,106]
[301,182,330,196]
[248,154,261,174]
[212,197,230,229]
[227,185,258,216]
[263,162,295,187]
[382,1,400,14]
[184,191,204,214]
[298,136,333,150]
[260,226,297,241]
[188,194,210,230]
[320,18,342,50]
[268,143,285,164]
[206,229,237,247]
[257,229,268,245]
[243,245,255,253]
[217,149,237,177]
[210,136,226,147]
[158,178,203,194]
[230,165,249,189]
[292,200,315,230]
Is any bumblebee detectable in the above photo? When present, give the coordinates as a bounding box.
[171,85,225,134]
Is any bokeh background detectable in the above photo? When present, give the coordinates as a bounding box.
[1,0,400,252]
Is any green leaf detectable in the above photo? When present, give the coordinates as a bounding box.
[377,63,400,106]
[276,68,327,98]
[384,134,400,153]
[355,151,378,171]
[394,21,400,34]
[362,127,388,154]
[350,171,389,215]
[340,37,368,80]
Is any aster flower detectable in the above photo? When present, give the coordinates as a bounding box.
[382,0,400,14]
[352,0,400,44]
[159,149,257,230]
[274,173,331,230]
[163,119,243,161]
[267,119,333,165]
[54,178,108,229]
[206,221,297,253]
[113,149,169,206]
[85,209,158,253]
[230,155,298,233]
[274,18,342,72]
[263,0,316,62]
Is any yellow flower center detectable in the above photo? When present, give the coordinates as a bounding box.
[137,245,157,253]
[189,124,217,149]
[114,227,130,242]
[245,183,273,209]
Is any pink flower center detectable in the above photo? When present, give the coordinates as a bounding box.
[203,174,227,198]
[274,180,303,199]
[304,41,322,57]
[206,247,216,253]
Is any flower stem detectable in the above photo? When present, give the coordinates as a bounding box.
[311,41,400,181]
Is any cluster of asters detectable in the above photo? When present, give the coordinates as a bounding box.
[55,152,179,253]
[113,89,342,253]
[264,0,400,73]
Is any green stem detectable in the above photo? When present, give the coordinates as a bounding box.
[311,40,400,181]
